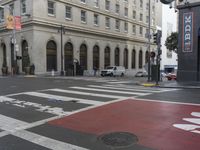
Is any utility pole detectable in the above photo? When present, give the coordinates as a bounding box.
[147,0,151,82]
[60,25,64,76]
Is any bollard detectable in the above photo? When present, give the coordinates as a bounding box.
[51,69,54,77]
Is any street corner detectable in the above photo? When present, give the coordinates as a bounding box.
[47,98,200,150]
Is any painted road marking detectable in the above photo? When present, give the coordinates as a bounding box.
[103,84,178,92]
[0,114,29,132]
[173,111,200,135]
[70,86,150,96]
[0,96,70,116]
[24,92,104,106]
[87,85,162,93]
[44,88,126,99]
[13,130,88,150]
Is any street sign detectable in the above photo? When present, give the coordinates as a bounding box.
[15,44,19,51]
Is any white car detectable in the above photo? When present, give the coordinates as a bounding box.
[101,66,125,77]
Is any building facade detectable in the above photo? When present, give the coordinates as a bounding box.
[0,0,159,75]
[177,0,200,81]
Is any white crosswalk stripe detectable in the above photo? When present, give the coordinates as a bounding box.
[24,91,104,106]
[70,86,150,96]
[87,85,162,93]
[44,88,126,99]
[13,130,89,150]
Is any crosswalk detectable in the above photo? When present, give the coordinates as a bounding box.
[0,84,178,150]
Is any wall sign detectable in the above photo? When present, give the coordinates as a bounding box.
[182,12,193,53]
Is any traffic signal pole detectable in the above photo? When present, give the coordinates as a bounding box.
[147,0,151,82]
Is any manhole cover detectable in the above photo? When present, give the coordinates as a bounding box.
[99,132,138,147]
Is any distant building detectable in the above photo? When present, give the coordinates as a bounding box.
[0,0,160,75]
[160,2,178,73]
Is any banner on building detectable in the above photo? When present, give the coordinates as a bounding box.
[15,16,21,30]
[182,12,193,53]
[6,15,14,29]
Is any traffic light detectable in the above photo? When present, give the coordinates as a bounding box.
[160,0,174,4]
[153,33,158,44]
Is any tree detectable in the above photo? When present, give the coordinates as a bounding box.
[165,32,178,53]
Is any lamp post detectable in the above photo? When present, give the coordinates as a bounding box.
[147,0,151,82]
[59,25,65,76]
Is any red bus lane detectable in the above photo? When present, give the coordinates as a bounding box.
[49,99,200,150]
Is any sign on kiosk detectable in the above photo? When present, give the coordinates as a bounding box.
[182,12,193,53]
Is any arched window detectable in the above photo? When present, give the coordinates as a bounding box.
[115,48,120,66]
[145,51,149,63]
[80,44,87,70]
[139,50,143,69]
[46,40,57,71]
[22,40,29,71]
[64,42,73,70]
[132,49,136,69]
[2,44,6,66]
[104,46,110,68]
[93,45,99,69]
[124,48,128,69]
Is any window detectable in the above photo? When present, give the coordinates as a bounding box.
[48,1,55,15]
[146,2,149,10]
[94,0,99,7]
[140,0,143,9]
[115,4,120,14]
[21,0,26,14]
[94,14,99,26]
[0,8,4,23]
[140,13,143,21]
[139,50,143,69]
[132,25,136,34]
[65,6,72,19]
[115,19,120,30]
[145,28,149,38]
[105,0,110,11]
[132,10,136,19]
[146,15,149,23]
[124,7,128,17]
[139,26,143,36]
[133,0,136,6]
[81,10,86,23]
[105,17,110,28]
[81,0,86,3]
[9,4,14,15]
[124,22,128,32]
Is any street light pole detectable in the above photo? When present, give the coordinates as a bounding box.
[147,0,151,82]
[60,25,64,76]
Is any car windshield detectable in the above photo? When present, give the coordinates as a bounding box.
[106,67,113,69]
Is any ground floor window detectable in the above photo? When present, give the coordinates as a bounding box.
[46,40,57,71]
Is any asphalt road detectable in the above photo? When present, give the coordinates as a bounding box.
[0,76,199,150]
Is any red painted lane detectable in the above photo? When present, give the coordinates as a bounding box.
[49,99,200,150]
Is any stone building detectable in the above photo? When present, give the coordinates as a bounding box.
[0,0,159,75]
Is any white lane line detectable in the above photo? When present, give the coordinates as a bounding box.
[13,130,89,150]
[44,89,126,99]
[24,92,104,106]
[70,87,150,96]
[0,96,70,116]
[87,85,161,93]
[0,114,29,132]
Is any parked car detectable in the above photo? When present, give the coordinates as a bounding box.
[101,66,125,77]
[165,73,177,80]
[135,71,148,77]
